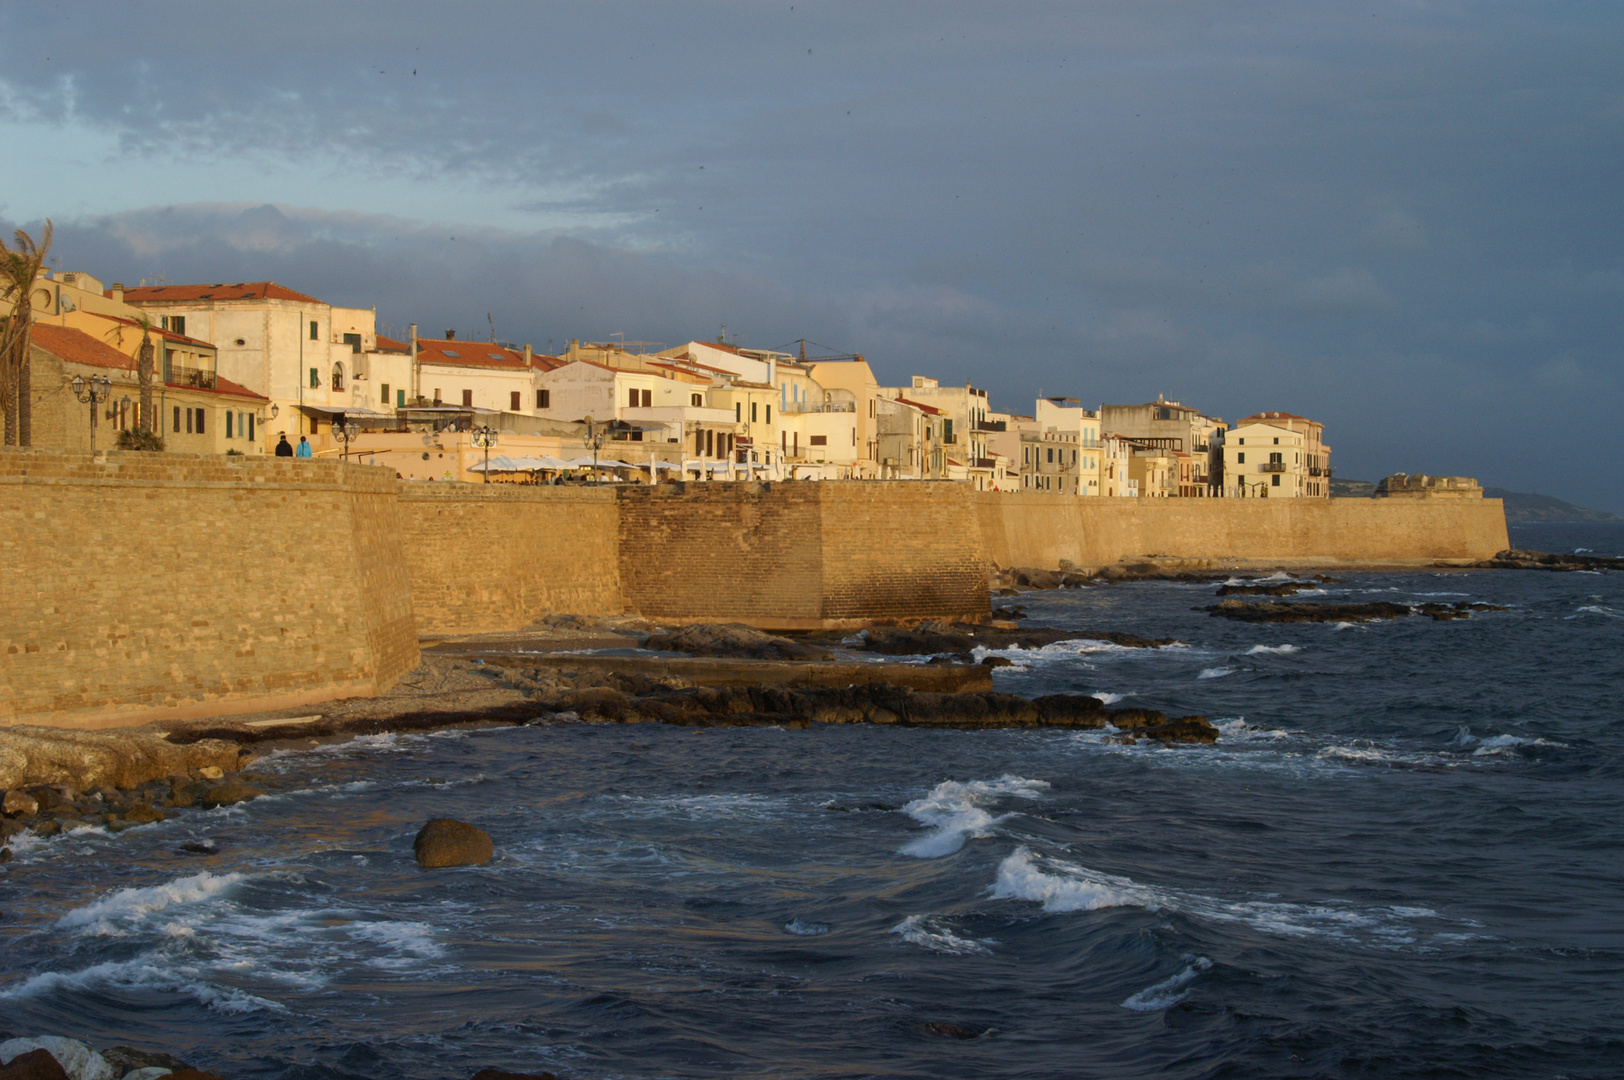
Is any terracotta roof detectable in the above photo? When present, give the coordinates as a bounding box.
[894,396,942,415]
[530,354,565,372]
[375,335,410,353]
[169,373,268,401]
[103,314,216,349]
[29,325,136,372]
[415,339,529,369]
[115,281,325,304]
[1238,411,1317,424]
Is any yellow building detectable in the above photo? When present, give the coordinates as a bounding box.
[1233,411,1331,497]
[1223,421,1310,497]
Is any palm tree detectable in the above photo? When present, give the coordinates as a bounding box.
[129,312,156,433]
[0,221,54,446]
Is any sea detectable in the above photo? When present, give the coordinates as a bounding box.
[2,521,1621,1080]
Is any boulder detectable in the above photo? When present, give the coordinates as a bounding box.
[99,1047,190,1078]
[121,805,165,825]
[0,1049,70,1080]
[642,624,833,661]
[199,781,262,809]
[164,1070,227,1080]
[414,819,493,868]
[0,1038,113,1080]
[122,1070,176,1080]
[2,791,37,817]
[0,727,240,793]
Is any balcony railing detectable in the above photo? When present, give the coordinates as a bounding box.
[974,419,1006,432]
[971,457,997,470]
[1260,461,1287,473]
[1308,466,1327,476]
[781,400,855,414]
[164,365,217,390]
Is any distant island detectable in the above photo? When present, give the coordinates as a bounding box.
[1331,478,1621,522]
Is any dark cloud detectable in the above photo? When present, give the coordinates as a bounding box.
[3,2,1622,509]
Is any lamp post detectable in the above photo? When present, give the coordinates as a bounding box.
[70,374,112,453]
[471,425,498,483]
[332,419,360,463]
[584,416,607,485]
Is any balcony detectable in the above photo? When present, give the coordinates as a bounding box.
[781,400,855,414]
[974,419,1006,432]
[971,457,997,470]
[164,364,217,390]
[1260,461,1287,473]
[1308,466,1328,476]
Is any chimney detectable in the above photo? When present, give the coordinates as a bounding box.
[445,329,456,340]
[111,282,124,303]
[523,344,532,365]
[409,322,420,404]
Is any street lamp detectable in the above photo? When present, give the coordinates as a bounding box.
[470,425,498,483]
[69,374,112,453]
[584,416,607,485]
[332,419,361,463]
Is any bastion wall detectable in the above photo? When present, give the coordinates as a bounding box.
[976,492,1510,569]
[0,449,419,729]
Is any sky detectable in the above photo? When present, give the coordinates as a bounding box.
[2,2,1621,509]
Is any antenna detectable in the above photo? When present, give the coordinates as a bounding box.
[487,313,496,341]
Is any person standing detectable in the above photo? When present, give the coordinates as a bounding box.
[275,434,294,457]
[295,436,313,458]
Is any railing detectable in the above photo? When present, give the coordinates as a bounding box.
[1308,466,1327,476]
[164,365,216,390]
[781,401,855,414]
[971,457,997,470]
[1260,462,1287,473]
[974,419,1006,432]
[942,435,958,445]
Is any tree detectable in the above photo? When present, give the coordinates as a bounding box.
[0,221,54,447]
[129,312,156,433]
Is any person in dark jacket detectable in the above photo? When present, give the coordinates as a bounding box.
[275,434,294,457]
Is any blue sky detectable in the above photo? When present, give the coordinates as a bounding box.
[3,2,1621,508]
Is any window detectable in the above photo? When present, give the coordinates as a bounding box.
[735,403,741,422]
[943,419,953,442]
[751,402,758,423]
[695,430,705,455]
[643,389,653,407]
[161,315,186,336]
[629,388,640,408]
[381,383,391,404]
[1273,437,1280,444]
[810,435,827,446]
[765,404,771,423]
[342,332,361,353]
[226,412,234,438]
[309,320,319,341]
[1237,452,1246,464]
[309,367,319,389]
[185,408,193,434]
[691,393,702,407]
[1238,438,1245,445]
[537,389,550,409]
[195,409,205,434]
[247,413,255,442]
[173,406,181,433]
[332,364,345,391]
[462,389,473,408]
[1272,474,1281,487]
[1269,452,1282,464]
[1046,447,1054,464]
[511,391,521,412]
[706,429,714,457]
[397,389,406,408]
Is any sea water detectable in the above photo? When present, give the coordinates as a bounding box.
[2,522,1621,1079]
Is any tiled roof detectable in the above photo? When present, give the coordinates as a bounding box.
[169,373,268,401]
[375,335,411,353]
[894,396,943,415]
[29,325,135,372]
[415,339,529,369]
[1238,411,1317,424]
[116,281,325,304]
[103,314,216,349]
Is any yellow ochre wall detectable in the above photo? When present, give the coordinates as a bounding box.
[0,450,419,729]
[976,491,1509,569]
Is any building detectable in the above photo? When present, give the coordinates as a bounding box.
[1034,397,1103,495]
[1100,435,1140,497]
[1233,411,1331,497]
[1222,421,1310,497]
[1375,474,1483,499]
[1101,396,1226,495]
[875,397,943,479]
[879,377,995,489]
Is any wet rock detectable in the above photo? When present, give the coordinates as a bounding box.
[164,1070,228,1080]
[0,1037,113,1080]
[414,818,493,868]
[101,1047,191,1078]
[199,780,262,809]
[0,727,240,793]
[0,1049,71,1080]
[121,804,165,825]
[2,791,37,817]
[1011,567,1063,589]
[1473,548,1624,571]
[917,1021,991,1039]
[468,1069,562,1080]
[643,623,834,662]
[0,848,11,863]
[1216,581,1319,596]
[1203,599,1499,623]
[31,820,60,837]
[122,1070,177,1080]
[179,840,221,856]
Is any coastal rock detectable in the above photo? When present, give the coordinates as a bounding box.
[100,1047,191,1078]
[414,818,494,868]
[122,1070,176,1080]
[1216,581,1318,596]
[0,1038,113,1080]
[2,790,38,817]
[0,1049,71,1080]
[121,804,165,825]
[469,1069,562,1080]
[1473,548,1624,571]
[0,727,240,794]
[642,624,834,662]
[1203,599,1503,623]
[199,780,262,809]
[164,1071,227,1080]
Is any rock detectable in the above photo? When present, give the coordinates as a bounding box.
[414,819,493,868]
[199,780,262,809]
[469,1070,562,1080]
[195,766,225,781]
[0,848,11,863]
[1215,581,1318,597]
[163,1070,227,1080]
[2,791,38,817]
[1011,567,1063,589]
[0,1049,70,1080]
[0,1037,113,1080]
[0,727,240,794]
[122,1070,175,1080]
[642,624,834,662]
[1204,599,1501,623]
[121,805,165,825]
[98,1047,190,1078]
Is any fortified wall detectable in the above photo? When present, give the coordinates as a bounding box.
[1,450,1507,728]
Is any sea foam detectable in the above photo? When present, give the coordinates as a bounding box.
[58,871,246,934]
[1121,957,1213,1011]
[890,914,991,955]
[1246,643,1300,655]
[990,848,1162,912]
[899,775,1049,858]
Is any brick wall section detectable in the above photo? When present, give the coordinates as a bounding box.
[817,483,990,624]
[396,484,621,635]
[0,449,420,728]
[617,483,824,625]
[975,492,1511,568]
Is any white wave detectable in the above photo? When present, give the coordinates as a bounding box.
[1315,745,1460,770]
[972,638,1187,669]
[0,958,286,1013]
[990,848,1163,912]
[1246,643,1300,655]
[890,914,991,956]
[784,917,829,936]
[1332,621,1358,630]
[1575,605,1623,619]
[1198,667,1235,679]
[1091,692,1126,705]
[1121,957,1213,1011]
[58,871,246,933]
[1214,718,1289,740]
[899,776,1049,858]
[1452,728,1566,756]
[346,920,444,959]
[1574,547,1592,553]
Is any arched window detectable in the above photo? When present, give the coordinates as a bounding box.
[331,363,345,391]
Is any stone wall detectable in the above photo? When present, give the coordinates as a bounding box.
[0,449,419,729]
[396,484,621,635]
[976,492,1509,569]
